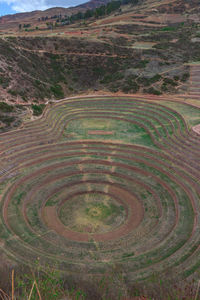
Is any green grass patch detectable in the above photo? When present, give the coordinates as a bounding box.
[155,101,200,128]
[65,117,156,148]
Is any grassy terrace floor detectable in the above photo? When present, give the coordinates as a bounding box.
[0,96,199,284]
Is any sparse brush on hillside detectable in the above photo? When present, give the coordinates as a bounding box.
[1,2,200,105]
[0,102,25,132]
[0,30,192,104]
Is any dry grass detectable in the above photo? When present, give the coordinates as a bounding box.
[0,268,199,300]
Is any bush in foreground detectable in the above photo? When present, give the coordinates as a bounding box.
[0,264,199,300]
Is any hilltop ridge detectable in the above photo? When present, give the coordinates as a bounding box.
[0,0,111,30]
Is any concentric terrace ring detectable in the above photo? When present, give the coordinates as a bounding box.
[0,96,199,282]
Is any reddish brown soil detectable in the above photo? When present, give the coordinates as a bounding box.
[43,185,144,242]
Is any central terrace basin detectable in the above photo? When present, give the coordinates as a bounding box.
[0,96,199,283]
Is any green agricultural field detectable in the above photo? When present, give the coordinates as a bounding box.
[0,96,199,285]
[155,100,200,127]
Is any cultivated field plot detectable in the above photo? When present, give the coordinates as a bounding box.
[0,96,199,282]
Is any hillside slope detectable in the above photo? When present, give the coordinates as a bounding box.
[0,0,111,31]
[0,0,200,131]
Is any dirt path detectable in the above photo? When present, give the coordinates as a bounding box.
[12,45,129,58]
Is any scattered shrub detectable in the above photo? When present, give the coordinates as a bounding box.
[0,102,14,113]
[50,84,64,99]
[93,66,105,76]
[122,76,139,93]
[161,83,168,91]
[163,77,178,86]
[153,43,170,50]
[181,72,190,82]
[144,87,162,95]
[8,89,18,96]
[15,104,26,110]
[161,26,177,32]
[137,74,162,86]
[34,79,42,86]
[135,60,149,68]
[31,104,45,116]
[100,72,123,84]
[174,75,180,81]
[0,115,15,126]
[0,76,10,89]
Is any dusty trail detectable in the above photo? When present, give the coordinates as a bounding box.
[11,45,130,58]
